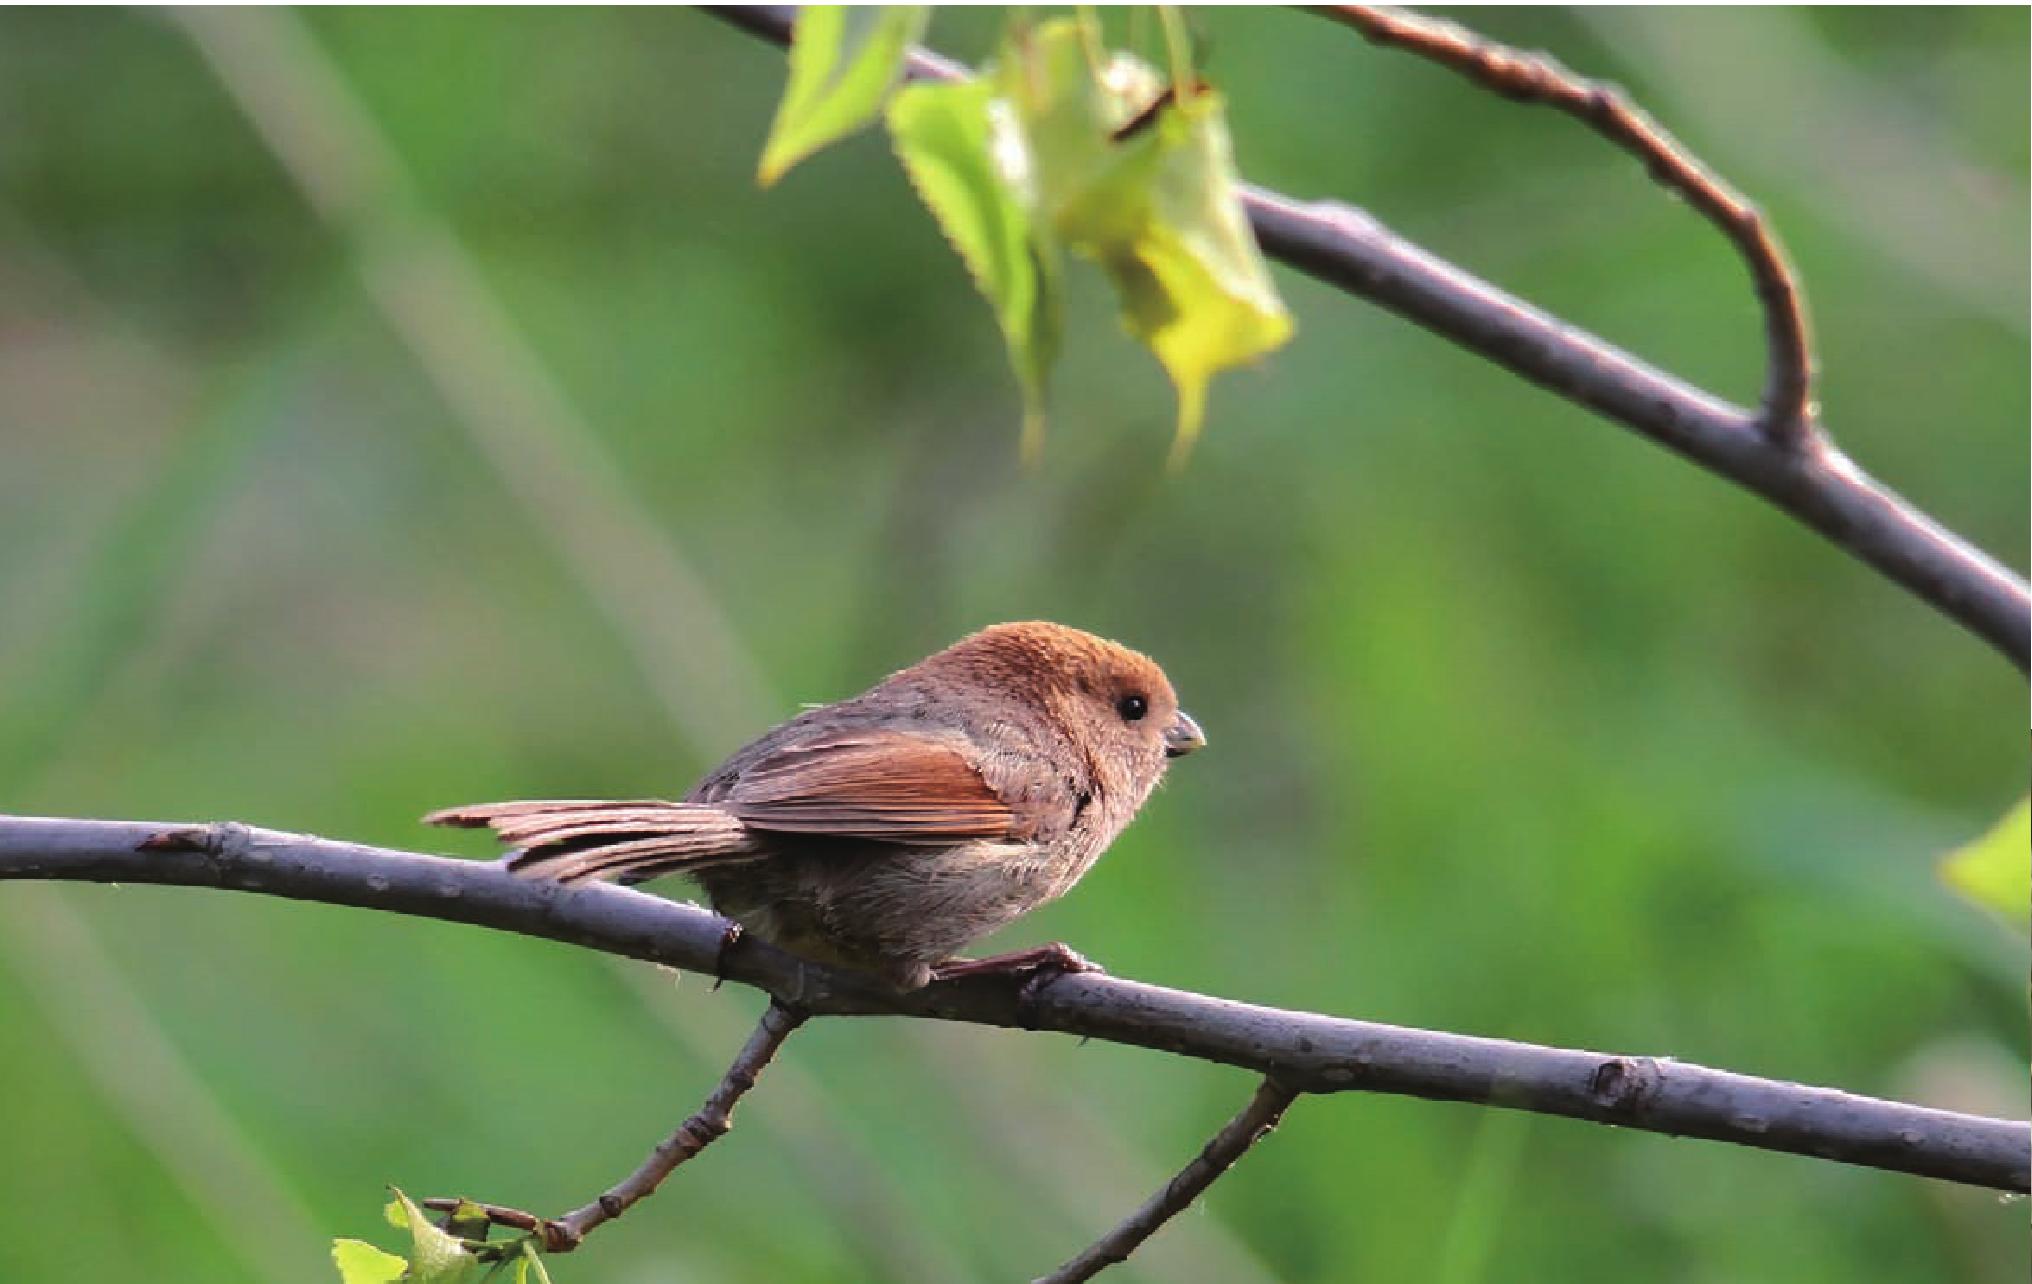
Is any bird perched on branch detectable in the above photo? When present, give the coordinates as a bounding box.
[428,621,1204,990]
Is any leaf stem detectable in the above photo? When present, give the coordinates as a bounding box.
[521,1240,555,1284]
[1156,6,1196,92]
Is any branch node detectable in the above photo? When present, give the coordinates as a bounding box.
[1588,1055,1666,1116]
[138,820,253,857]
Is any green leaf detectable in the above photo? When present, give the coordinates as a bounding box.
[888,77,1061,460]
[1941,798,2030,929]
[994,18,1291,463]
[390,1188,479,1284]
[331,1240,407,1284]
[759,6,930,186]
[992,19,1160,233]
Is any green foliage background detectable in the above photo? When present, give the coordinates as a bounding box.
[1,8,2025,1282]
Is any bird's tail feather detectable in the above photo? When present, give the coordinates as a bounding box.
[424,799,761,884]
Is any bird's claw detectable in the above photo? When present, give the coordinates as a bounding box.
[930,941,1103,985]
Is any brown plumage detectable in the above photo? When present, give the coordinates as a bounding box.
[427,622,1204,990]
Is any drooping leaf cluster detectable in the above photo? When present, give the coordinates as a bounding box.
[759,6,1294,463]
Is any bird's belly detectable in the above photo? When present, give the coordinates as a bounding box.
[837,841,1064,959]
[700,840,1073,970]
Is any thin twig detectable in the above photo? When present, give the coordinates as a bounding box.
[1036,1078,1302,1283]
[426,999,808,1252]
[555,999,807,1245]
[702,7,2028,671]
[1316,4,1814,443]
[6,815,2025,1193]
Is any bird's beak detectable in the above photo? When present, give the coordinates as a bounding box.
[1164,710,1206,758]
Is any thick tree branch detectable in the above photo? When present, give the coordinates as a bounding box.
[424,999,808,1252]
[5,815,2025,1194]
[1036,1077,1301,1284]
[703,6,2030,672]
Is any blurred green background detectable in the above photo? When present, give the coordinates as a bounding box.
[2,7,2026,1282]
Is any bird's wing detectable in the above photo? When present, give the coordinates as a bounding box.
[723,731,1039,845]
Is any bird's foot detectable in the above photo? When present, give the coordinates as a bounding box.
[930,941,1103,985]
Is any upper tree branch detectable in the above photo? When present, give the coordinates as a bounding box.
[6,814,2025,1194]
[1317,4,1814,443]
[703,6,2030,672]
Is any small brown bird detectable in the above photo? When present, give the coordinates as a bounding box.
[428,622,1203,990]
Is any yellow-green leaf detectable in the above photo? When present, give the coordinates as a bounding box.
[759,6,930,186]
[331,1239,406,1284]
[889,77,1061,459]
[1941,798,2029,929]
[1081,91,1293,465]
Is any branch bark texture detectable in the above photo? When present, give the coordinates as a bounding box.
[704,5,2030,671]
[6,815,2025,1194]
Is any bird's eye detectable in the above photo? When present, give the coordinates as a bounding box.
[1117,694,1148,722]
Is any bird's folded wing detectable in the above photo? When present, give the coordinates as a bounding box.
[724,732,1038,844]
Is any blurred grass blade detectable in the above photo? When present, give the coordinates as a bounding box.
[0,890,329,1279]
[178,6,778,749]
[889,77,1061,460]
[1434,1107,1532,1284]
[1940,798,2030,930]
[0,343,295,788]
[760,6,930,186]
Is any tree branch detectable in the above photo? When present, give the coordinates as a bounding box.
[701,5,2030,672]
[6,814,2025,1194]
[1035,1077,1301,1284]
[1315,4,1813,443]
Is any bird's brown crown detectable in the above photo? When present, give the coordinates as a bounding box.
[920,622,1176,710]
